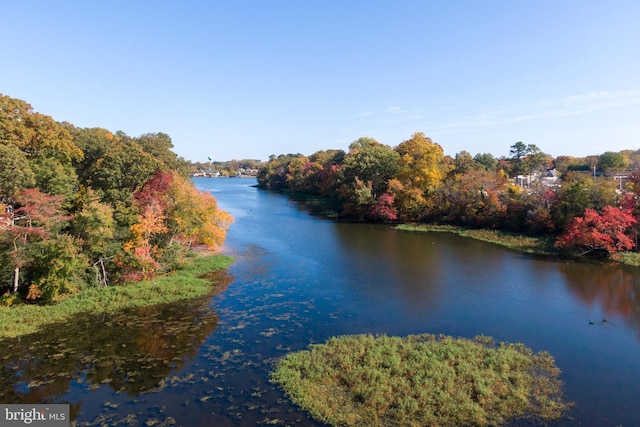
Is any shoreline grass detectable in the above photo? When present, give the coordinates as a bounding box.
[272,333,573,427]
[395,223,640,266]
[395,223,556,255]
[0,253,234,339]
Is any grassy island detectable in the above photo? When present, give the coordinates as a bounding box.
[272,334,572,427]
[0,254,234,339]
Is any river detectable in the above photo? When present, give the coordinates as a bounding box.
[2,177,640,426]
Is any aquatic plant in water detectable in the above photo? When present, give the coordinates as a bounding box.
[272,333,573,426]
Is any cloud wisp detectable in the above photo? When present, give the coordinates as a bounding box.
[434,90,640,134]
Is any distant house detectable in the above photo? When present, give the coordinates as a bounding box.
[540,168,561,187]
[514,168,561,188]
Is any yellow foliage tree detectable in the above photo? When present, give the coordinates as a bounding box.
[391,133,449,218]
[166,172,233,250]
[395,132,448,192]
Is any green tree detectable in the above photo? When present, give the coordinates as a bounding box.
[0,144,35,199]
[474,153,498,172]
[598,151,627,174]
[337,138,399,218]
[339,177,375,219]
[509,141,528,177]
[522,144,548,176]
[340,137,400,197]
[67,126,115,182]
[71,188,117,287]
[551,172,617,232]
[29,155,78,199]
[136,132,190,176]
[453,150,476,173]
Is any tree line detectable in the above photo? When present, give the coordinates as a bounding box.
[0,93,232,305]
[257,133,640,257]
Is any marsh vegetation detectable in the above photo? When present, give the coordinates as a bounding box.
[272,334,572,427]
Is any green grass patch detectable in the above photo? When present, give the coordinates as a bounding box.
[272,334,572,427]
[0,254,234,339]
[615,251,640,267]
[395,224,555,255]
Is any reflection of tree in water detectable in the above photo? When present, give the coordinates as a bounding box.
[0,270,233,405]
[560,262,640,337]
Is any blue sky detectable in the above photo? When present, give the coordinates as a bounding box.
[3,1,640,162]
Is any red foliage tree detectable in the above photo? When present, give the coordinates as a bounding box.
[134,170,172,210]
[556,206,637,254]
[0,188,70,294]
[370,193,398,221]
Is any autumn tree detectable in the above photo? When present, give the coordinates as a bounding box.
[551,172,617,232]
[309,149,345,197]
[0,94,82,163]
[165,171,233,250]
[369,192,398,221]
[395,133,447,192]
[119,171,233,280]
[0,188,83,300]
[257,154,306,190]
[337,138,399,219]
[438,169,508,228]
[391,133,448,219]
[283,156,317,193]
[556,206,637,255]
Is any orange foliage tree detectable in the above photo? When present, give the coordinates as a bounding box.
[165,171,233,250]
[120,171,233,281]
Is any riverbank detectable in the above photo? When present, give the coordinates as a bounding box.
[395,224,555,254]
[0,253,234,339]
[395,223,640,266]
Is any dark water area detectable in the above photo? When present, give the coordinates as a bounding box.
[2,177,640,426]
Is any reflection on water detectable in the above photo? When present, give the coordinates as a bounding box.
[560,262,640,337]
[2,178,640,426]
[0,270,232,419]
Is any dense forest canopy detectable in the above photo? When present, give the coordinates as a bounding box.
[0,93,232,304]
[257,133,640,258]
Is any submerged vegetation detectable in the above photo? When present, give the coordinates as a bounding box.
[272,334,573,427]
[0,254,233,338]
